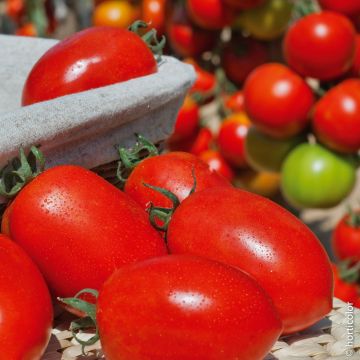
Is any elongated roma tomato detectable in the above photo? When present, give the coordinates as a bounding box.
[124,152,230,210]
[167,187,333,333]
[0,234,53,360]
[22,26,157,105]
[8,165,167,297]
[97,255,282,360]
[284,11,356,80]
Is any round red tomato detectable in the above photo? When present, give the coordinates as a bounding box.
[332,209,360,262]
[313,79,360,153]
[350,34,360,76]
[318,0,360,17]
[22,26,157,105]
[284,11,356,80]
[8,165,167,297]
[0,234,53,359]
[124,152,230,211]
[142,0,166,35]
[97,255,282,360]
[167,3,219,57]
[222,36,269,86]
[167,187,333,333]
[198,149,235,181]
[169,96,200,142]
[186,0,234,30]
[244,63,315,138]
[217,112,251,168]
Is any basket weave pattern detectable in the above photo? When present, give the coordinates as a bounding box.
[43,298,359,360]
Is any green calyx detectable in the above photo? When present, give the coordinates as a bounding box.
[292,0,318,19]
[129,20,166,62]
[0,146,45,199]
[338,260,360,284]
[59,289,99,354]
[117,134,159,187]
[145,169,197,233]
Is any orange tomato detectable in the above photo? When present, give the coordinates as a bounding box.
[15,23,37,37]
[93,0,140,28]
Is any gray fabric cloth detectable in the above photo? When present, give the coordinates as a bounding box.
[0,35,195,172]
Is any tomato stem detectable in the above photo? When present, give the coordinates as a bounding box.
[144,168,197,233]
[0,146,45,198]
[129,20,166,62]
[117,134,159,187]
[338,260,360,283]
[59,288,100,354]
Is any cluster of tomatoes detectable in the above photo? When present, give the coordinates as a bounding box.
[0,139,334,359]
[164,0,360,212]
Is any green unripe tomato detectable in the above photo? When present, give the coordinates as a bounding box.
[234,0,293,41]
[281,143,357,209]
[245,127,305,173]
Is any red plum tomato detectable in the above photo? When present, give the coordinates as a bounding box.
[97,255,283,360]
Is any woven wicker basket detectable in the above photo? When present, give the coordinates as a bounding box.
[42,298,359,360]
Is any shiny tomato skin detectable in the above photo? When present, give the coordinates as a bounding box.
[332,263,360,305]
[284,11,356,80]
[142,0,166,35]
[167,187,333,334]
[318,0,360,17]
[313,79,360,153]
[217,112,251,168]
[281,143,357,209]
[124,152,231,210]
[244,63,315,138]
[186,0,234,30]
[93,1,139,28]
[97,254,283,360]
[199,150,235,182]
[332,211,360,262]
[222,37,269,86]
[22,27,157,105]
[0,234,53,360]
[9,165,166,297]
